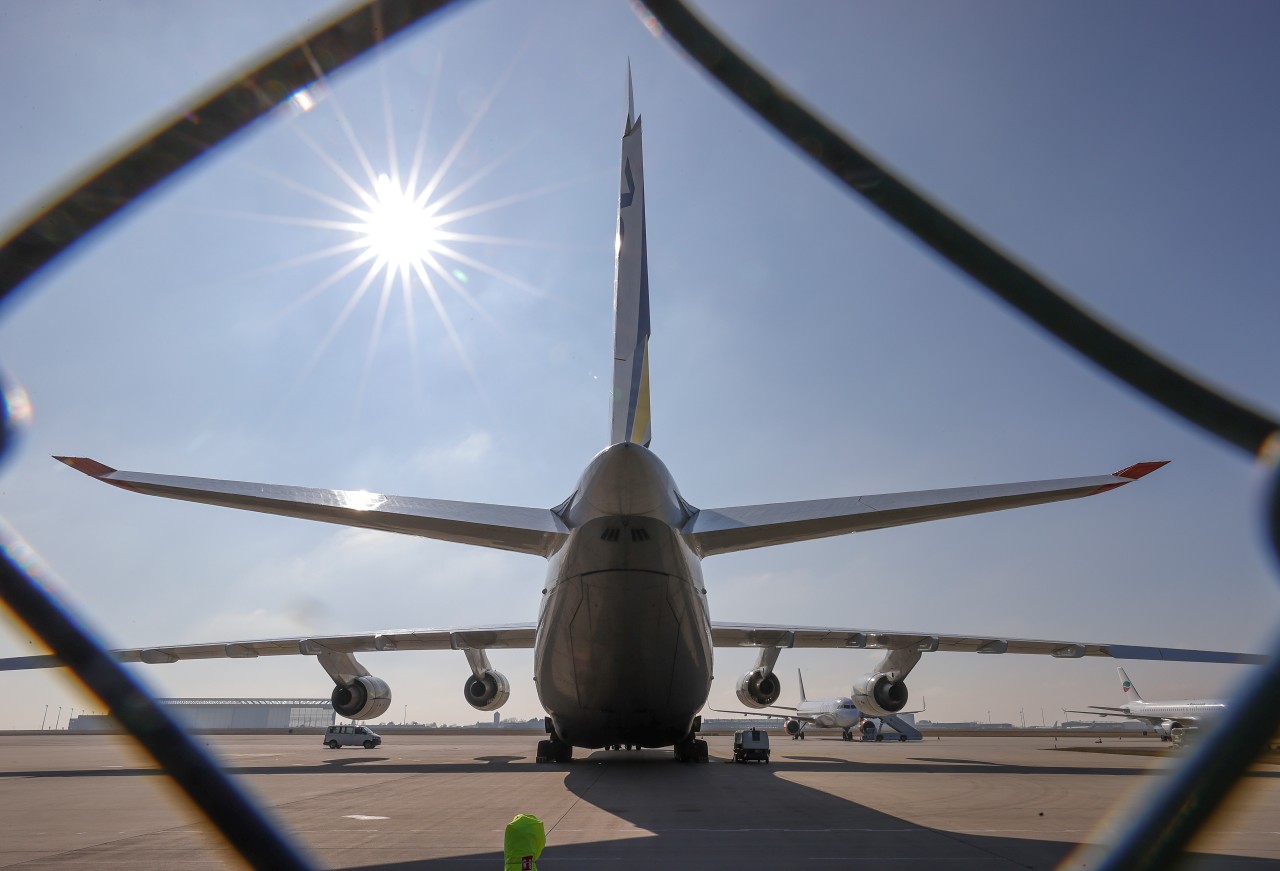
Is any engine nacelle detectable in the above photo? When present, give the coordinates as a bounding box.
[331,675,392,720]
[464,670,511,712]
[784,718,802,736]
[851,673,908,717]
[736,669,782,709]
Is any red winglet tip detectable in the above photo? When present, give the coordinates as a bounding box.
[53,456,118,478]
[1112,460,1170,481]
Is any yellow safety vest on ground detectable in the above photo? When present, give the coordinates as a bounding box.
[503,813,545,870]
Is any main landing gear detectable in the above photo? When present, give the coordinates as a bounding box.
[673,717,708,763]
[673,736,708,763]
[535,718,573,764]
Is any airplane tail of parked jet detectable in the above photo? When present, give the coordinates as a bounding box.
[610,65,652,448]
[1118,667,1145,703]
[797,669,808,703]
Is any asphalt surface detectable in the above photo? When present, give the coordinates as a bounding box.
[0,732,1276,869]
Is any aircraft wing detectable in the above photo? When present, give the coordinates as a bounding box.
[0,624,538,671]
[684,462,1168,556]
[709,623,1266,664]
[710,707,811,722]
[1064,709,1170,727]
[54,458,567,557]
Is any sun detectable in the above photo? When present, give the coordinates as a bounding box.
[361,173,443,276]
[234,70,563,410]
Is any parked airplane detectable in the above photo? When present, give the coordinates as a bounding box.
[1066,667,1228,740]
[0,74,1264,763]
[714,670,921,741]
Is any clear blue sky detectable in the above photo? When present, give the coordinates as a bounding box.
[0,1,1277,730]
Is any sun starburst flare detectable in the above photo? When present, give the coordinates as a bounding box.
[362,172,445,275]
[231,54,569,417]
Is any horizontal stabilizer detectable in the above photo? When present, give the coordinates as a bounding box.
[685,462,1169,556]
[55,457,567,557]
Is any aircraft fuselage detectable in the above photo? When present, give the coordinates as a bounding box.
[533,442,713,748]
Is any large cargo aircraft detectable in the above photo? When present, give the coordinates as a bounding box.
[1,74,1264,763]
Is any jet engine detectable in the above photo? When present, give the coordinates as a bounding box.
[784,719,802,736]
[736,669,782,708]
[851,673,908,717]
[331,675,392,720]
[464,670,511,712]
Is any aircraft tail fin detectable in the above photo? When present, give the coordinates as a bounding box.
[1118,667,1144,703]
[797,668,807,702]
[609,63,652,448]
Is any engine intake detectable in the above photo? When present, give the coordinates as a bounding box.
[851,673,908,717]
[464,670,511,711]
[331,675,392,720]
[736,669,782,709]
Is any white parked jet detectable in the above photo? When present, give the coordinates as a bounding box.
[1066,667,1228,740]
[1,74,1264,764]
[714,670,920,741]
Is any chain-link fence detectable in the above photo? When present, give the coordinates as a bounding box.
[1,2,1276,868]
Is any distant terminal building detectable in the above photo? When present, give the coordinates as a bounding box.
[161,698,335,729]
[69,698,335,731]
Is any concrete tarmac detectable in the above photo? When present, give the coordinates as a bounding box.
[0,732,1276,869]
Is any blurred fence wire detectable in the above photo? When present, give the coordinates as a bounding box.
[0,0,1276,868]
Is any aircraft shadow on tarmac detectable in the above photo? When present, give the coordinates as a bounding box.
[2,749,1273,869]
[330,748,1277,871]
[3,752,1277,784]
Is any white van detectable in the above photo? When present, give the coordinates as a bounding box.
[323,724,382,749]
